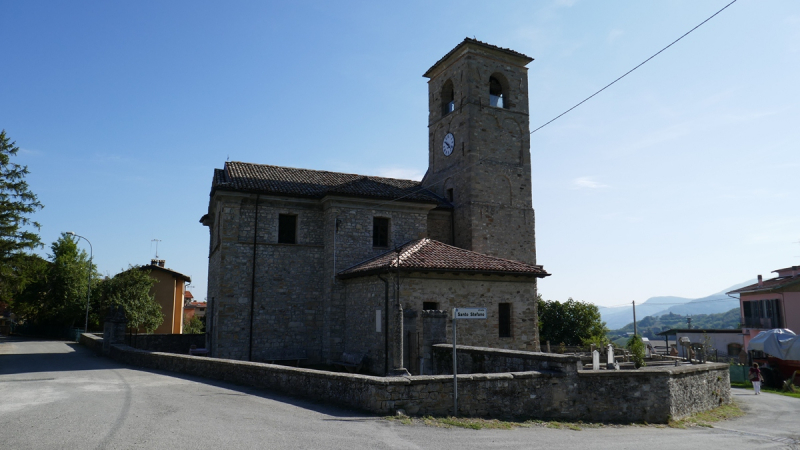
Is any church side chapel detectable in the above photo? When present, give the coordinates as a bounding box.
[201,39,549,375]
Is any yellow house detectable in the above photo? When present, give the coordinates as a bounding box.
[143,259,191,334]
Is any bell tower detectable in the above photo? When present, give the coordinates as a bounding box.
[421,38,537,265]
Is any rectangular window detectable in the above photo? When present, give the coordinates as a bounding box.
[499,303,511,338]
[373,217,389,247]
[278,214,297,244]
[423,302,439,311]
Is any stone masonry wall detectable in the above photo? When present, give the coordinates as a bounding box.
[123,333,206,354]
[86,336,730,423]
[206,192,436,364]
[323,197,434,362]
[343,272,540,375]
[402,273,539,351]
[432,344,580,375]
[424,45,537,266]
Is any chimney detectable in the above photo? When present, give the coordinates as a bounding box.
[158,259,165,268]
[757,274,763,287]
[151,259,158,266]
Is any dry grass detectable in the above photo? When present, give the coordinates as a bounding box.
[668,403,744,429]
[386,403,744,431]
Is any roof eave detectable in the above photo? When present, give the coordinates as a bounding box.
[423,38,534,79]
[728,278,800,295]
[338,266,549,280]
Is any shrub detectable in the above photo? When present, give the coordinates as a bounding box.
[627,335,646,368]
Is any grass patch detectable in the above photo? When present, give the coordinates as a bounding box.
[668,403,744,429]
[391,416,590,430]
[731,382,800,399]
[387,404,743,431]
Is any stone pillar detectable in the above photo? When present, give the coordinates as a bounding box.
[103,305,128,355]
[389,301,410,376]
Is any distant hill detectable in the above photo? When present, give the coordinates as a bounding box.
[598,279,754,329]
[607,308,741,346]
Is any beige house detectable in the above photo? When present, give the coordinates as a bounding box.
[143,259,191,334]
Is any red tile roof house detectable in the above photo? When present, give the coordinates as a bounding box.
[728,265,800,350]
[200,39,549,375]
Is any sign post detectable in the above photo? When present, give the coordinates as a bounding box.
[452,307,487,416]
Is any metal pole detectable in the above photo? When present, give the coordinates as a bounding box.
[632,300,637,337]
[452,312,457,417]
[67,232,93,334]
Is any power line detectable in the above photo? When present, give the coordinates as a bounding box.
[530,0,738,135]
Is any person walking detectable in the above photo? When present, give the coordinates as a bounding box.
[750,363,764,395]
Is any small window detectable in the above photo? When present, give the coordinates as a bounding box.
[278,214,297,244]
[441,80,455,117]
[373,217,389,247]
[490,76,504,108]
[446,188,453,202]
[423,302,439,311]
[499,303,511,338]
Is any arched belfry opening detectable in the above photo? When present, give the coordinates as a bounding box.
[489,74,509,109]
[441,80,455,117]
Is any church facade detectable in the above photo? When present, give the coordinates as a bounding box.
[201,39,548,375]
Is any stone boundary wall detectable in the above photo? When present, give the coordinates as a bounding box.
[122,333,206,354]
[433,344,580,375]
[80,333,103,353]
[79,334,730,422]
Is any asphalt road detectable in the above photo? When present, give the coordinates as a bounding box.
[1,337,798,450]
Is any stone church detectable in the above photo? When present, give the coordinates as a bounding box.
[201,39,549,375]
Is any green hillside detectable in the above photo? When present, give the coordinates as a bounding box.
[607,308,740,346]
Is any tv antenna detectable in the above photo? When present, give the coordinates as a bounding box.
[151,239,162,258]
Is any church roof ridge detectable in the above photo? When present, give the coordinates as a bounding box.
[337,238,549,279]
[212,161,449,205]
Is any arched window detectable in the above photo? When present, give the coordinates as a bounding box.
[489,76,505,108]
[441,80,455,116]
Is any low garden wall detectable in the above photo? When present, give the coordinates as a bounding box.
[432,344,581,375]
[79,334,730,422]
[122,333,205,354]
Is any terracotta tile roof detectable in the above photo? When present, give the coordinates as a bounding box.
[212,161,448,205]
[184,290,194,300]
[140,264,191,283]
[338,238,548,279]
[727,276,800,295]
[423,38,534,78]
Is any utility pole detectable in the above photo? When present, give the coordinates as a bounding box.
[632,300,637,336]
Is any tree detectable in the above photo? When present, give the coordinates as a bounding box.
[6,253,50,324]
[183,315,204,334]
[0,130,44,304]
[96,266,162,333]
[538,296,609,347]
[45,234,94,328]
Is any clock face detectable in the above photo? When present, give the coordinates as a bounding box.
[442,133,454,156]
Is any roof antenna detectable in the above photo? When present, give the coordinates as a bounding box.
[227,155,230,161]
[151,239,162,258]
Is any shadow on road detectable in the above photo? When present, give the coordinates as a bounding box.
[1,336,380,420]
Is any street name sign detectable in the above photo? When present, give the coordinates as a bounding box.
[453,308,487,319]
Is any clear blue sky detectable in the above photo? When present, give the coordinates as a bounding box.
[2,0,798,307]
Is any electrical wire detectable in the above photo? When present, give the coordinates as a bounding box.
[364,1,740,208]
[530,0,738,135]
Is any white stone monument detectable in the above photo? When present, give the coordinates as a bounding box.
[592,350,600,370]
